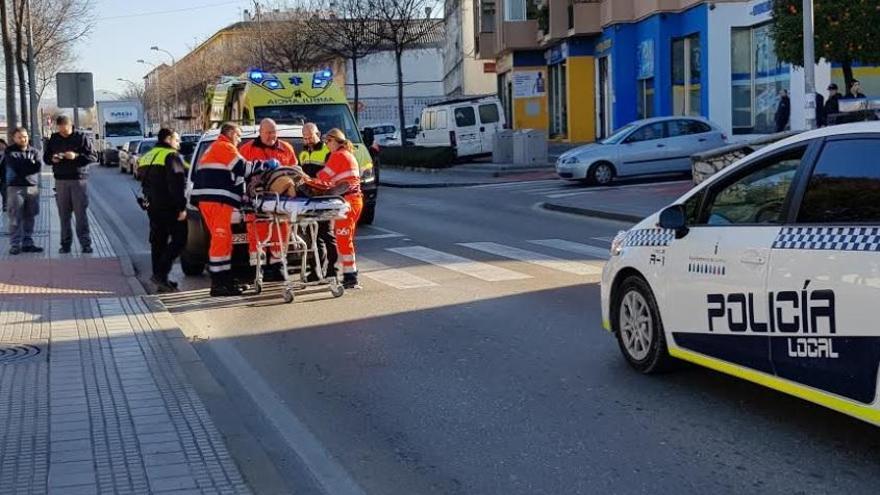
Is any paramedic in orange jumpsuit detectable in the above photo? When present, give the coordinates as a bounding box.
[239,118,298,281]
[312,128,363,289]
[190,123,275,296]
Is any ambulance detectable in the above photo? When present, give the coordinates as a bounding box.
[204,69,378,224]
[601,122,880,426]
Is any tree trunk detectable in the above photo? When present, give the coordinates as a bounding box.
[352,56,360,123]
[395,48,405,145]
[13,0,27,126]
[842,61,855,95]
[1,0,18,139]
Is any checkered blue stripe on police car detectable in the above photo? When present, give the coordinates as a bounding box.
[624,228,675,247]
[773,226,880,251]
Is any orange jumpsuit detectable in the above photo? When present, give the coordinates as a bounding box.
[315,149,362,277]
[190,135,258,276]
[239,139,298,265]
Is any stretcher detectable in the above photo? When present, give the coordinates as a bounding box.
[247,192,350,303]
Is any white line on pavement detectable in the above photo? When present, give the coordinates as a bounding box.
[387,246,531,282]
[357,233,404,241]
[545,179,692,199]
[359,257,438,289]
[209,339,366,495]
[459,242,603,276]
[528,239,610,260]
[468,179,561,190]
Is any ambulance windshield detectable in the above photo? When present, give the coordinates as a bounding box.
[254,104,362,143]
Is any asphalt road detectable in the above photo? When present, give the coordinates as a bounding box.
[89,165,880,495]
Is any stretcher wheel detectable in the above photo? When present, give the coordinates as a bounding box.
[330,281,345,298]
[283,289,294,304]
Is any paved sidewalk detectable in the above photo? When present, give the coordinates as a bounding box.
[0,173,251,494]
[541,179,695,223]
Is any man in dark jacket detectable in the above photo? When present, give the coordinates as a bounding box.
[137,128,188,293]
[775,89,791,133]
[824,83,842,125]
[3,127,44,254]
[0,138,8,213]
[43,115,97,254]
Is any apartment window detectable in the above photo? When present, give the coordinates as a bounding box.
[672,34,701,116]
[505,0,525,21]
[731,23,790,133]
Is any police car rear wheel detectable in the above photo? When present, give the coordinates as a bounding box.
[614,276,671,374]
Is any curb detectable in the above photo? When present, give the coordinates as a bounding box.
[380,181,489,189]
[539,202,643,223]
[87,189,148,296]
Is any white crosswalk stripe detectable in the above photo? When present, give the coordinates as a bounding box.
[468,179,560,190]
[528,239,610,259]
[359,258,438,289]
[387,246,532,282]
[458,242,603,276]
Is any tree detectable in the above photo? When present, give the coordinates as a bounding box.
[308,0,382,123]
[771,0,880,92]
[370,0,441,139]
[13,0,27,126]
[1,0,17,138]
[246,2,330,72]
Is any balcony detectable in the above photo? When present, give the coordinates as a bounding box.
[536,0,571,45]
[600,0,633,25]
[569,0,601,36]
[496,19,539,53]
[477,32,498,58]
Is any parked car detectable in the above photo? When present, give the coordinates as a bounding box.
[414,96,506,159]
[179,133,201,163]
[556,116,728,185]
[601,121,880,426]
[362,123,401,146]
[121,138,157,175]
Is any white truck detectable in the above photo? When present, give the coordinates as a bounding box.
[96,100,144,166]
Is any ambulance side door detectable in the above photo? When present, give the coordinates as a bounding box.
[767,135,880,405]
[661,143,812,373]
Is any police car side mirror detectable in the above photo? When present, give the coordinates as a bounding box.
[658,204,689,238]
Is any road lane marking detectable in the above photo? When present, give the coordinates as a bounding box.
[387,246,531,282]
[357,233,404,240]
[459,242,603,276]
[359,257,438,289]
[528,239,610,260]
[468,179,560,190]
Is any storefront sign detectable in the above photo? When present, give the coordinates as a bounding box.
[637,40,654,80]
[513,71,546,98]
[483,62,497,74]
[545,42,570,65]
[596,38,612,54]
[750,0,772,16]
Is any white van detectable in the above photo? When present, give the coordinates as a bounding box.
[414,96,505,159]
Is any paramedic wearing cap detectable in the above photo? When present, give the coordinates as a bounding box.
[190,122,277,297]
[239,118,298,281]
[313,128,362,289]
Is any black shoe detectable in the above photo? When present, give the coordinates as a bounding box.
[151,275,179,293]
[166,279,179,289]
[22,245,43,253]
[342,274,361,290]
[210,284,243,297]
[82,246,93,254]
[304,270,321,283]
[263,264,286,282]
[9,246,21,255]
[59,245,71,254]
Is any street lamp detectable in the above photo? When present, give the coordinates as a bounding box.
[137,59,161,129]
[151,46,179,122]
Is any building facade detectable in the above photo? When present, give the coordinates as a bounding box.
[477,0,868,142]
[443,0,498,97]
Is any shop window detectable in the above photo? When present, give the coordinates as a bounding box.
[672,34,701,116]
[637,79,655,120]
[730,23,790,134]
[454,107,475,127]
[479,104,500,124]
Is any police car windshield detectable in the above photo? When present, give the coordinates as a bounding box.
[253,104,362,143]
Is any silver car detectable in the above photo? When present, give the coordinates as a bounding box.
[556,116,727,185]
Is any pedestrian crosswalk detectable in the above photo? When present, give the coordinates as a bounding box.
[358,238,609,290]
[466,178,692,200]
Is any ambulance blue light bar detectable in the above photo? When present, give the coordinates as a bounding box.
[249,70,265,83]
[312,68,333,89]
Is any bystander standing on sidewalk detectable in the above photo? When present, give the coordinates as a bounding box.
[43,115,97,254]
[3,127,44,255]
[0,138,8,214]
[775,89,791,132]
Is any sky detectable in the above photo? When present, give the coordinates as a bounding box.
[78,0,255,98]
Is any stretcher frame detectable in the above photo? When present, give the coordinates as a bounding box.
[247,193,347,303]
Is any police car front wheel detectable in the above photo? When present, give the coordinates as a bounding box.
[613,275,672,374]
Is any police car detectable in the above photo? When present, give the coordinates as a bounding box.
[601,122,880,426]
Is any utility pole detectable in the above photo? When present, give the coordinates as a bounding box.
[25,0,40,149]
[151,46,178,122]
[802,0,816,130]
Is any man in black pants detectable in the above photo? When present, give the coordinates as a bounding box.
[137,128,188,293]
